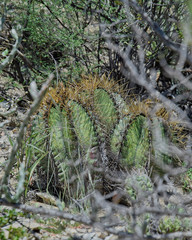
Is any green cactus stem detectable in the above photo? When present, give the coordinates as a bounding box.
[28,75,185,200]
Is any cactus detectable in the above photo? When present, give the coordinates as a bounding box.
[29,75,185,200]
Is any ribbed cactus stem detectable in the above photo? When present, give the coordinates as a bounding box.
[29,75,184,199]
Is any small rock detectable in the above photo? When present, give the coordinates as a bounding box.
[17,217,41,230]
[105,234,118,240]
[3,222,22,229]
[96,231,108,239]
[36,192,58,206]
[114,226,126,232]
[88,228,94,233]
[92,237,103,240]
[61,236,71,240]
[70,220,75,225]
[83,232,96,240]
[65,227,79,236]
[77,228,88,234]
[1,229,9,239]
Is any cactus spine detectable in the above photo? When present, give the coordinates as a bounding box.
[30,75,183,199]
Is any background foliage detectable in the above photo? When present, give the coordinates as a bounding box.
[0,0,188,89]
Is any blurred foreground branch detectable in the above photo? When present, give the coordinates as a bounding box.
[0,73,54,200]
[0,27,21,71]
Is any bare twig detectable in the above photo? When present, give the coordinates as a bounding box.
[126,0,192,66]
[0,197,92,225]
[0,196,132,237]
[0,28,21,71]
[0,73,54,199]
[0,119,10,128]
[160,58,192,91]
[147,231,192,240]
[0,108,17,118]
[105,40,192,128]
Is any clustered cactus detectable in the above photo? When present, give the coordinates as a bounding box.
[29,75,185,201]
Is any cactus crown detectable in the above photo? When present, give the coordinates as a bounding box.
[30,75,185,199]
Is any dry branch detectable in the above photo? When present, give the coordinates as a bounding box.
[0,73,54,200]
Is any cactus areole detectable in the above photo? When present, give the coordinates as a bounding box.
[29,75,185,201]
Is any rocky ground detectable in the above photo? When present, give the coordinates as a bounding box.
[1,202,122,240]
